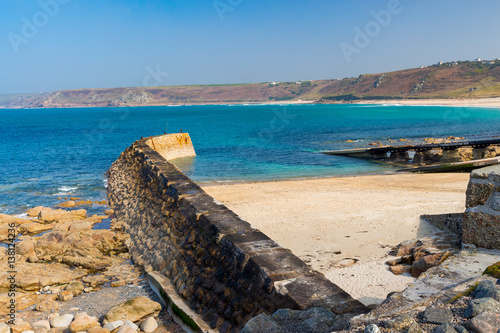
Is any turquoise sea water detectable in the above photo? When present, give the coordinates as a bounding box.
[1,104,500,215]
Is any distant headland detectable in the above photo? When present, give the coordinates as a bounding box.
[2,59,500,109]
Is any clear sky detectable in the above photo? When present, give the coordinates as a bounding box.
[1,0,500,94]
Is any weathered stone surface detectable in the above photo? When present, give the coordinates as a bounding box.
[82,275,108,287]
[271,309,301,321]
[465,297,500,318]
[17,239,35,256]
[27,206,44,217]
[35,229,128,260]
[122,320,138,330]
[466,181,495,208]
[65,282,85,297]
[61,256,112,271]
[68,221,92,233]
[240,314,282,333]
[110,279,126,287]
[35,299,60,312]
[57,201,76,208]
[386,315,417,331]
[31,320,50,331]
[408,322,424,333]
[116,327,136,333]
[69,312,100,333]
[455,326,468,333]
[58,290,74,302]
[390,264,412,275]
[468,311,500,333]
[432,323,458,333]
[102,320,123,331]
[423,306,454,324]
[104,297,161,322]
[299,307,336,332]
[0,323,10,333]
[463,212,500,250]
[140,317,157,333]
[473,280,500,301]
[364,324,380,333]
[11,320,31,333]
[87,328,110,333]
[412,252,450,277]
[18,222,55,236]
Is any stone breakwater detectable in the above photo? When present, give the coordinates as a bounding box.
[106,137,369,332]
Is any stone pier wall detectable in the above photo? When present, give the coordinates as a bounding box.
[107,136,368,332]
[463,165,500,249]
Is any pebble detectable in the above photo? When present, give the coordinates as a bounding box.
[31,320,50,331]
[103,321,124,331]
[122,320,138,330]
[50,314,74,328]
[364,324,380,333]
[140,317,158,333]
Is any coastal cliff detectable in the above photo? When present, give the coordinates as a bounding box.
[3,59,500,109]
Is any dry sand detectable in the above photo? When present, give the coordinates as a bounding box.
[354,97,500,108]
[201,172,471,306]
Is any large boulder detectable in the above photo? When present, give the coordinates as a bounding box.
[241,314,281,333]
[465,297,500,318]
[104,296,161,322]
[69,312,100,333]
[35,229,128,259]
[65,282,85,297]
[50,314,74,328]
[10,319,31,333]
[467,311,500,333]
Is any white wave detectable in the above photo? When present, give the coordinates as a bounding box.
[58,186,78,192]
[14,213,28,218]
[103,178,109,188]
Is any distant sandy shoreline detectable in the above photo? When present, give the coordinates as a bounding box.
[4,97,500,109]
[201,172,471,306]
[353,97,500,108]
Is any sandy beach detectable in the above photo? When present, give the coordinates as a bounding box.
[201,172,471,306]
[353,97,500,108]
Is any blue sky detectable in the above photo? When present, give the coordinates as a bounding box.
[1,0,500,94]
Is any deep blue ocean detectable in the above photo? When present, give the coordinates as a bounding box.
[1,103,500,215]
